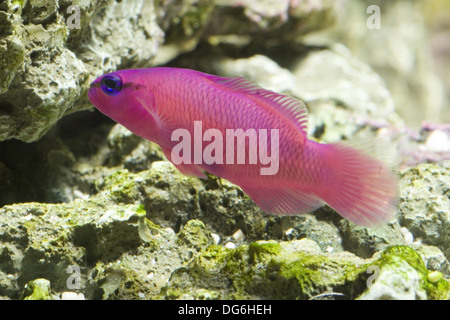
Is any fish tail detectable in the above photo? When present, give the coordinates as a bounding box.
[318,142,399,226]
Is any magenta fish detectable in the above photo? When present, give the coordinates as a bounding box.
[88,67,398,226]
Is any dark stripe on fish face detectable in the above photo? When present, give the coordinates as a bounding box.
[89,81,143,90]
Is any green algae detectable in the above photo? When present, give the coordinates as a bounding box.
[248,240,281,258]
[12,0,25,8]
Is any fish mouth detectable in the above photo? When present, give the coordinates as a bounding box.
[89,81,101,89]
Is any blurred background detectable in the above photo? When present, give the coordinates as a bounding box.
[317,0,450,127]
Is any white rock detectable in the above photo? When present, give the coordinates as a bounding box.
[285,228,294,236]
[224,242,236,249]
[61,292,85,300]
[232,229,245,242]
[400,227,414,244]
[425,130,450,152]
[211,233,221,245]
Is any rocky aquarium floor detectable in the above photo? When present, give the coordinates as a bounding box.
[0,0,449,300]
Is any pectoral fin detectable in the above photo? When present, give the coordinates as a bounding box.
[160,146,207,179]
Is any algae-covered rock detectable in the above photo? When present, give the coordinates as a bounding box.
[357,246,450,300]
[23,278,52,300]
[177,219,215,250]
[0,200,152,296]
[0,0,161,142]
[159,241,449,300]
[398,161,450,258]
[160,238,359,300]
[1,191,449,299]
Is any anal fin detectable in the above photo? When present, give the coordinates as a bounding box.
[240,185,324,215]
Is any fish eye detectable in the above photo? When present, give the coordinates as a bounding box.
[100,74,123,96]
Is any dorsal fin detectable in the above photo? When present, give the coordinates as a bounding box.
[203,74,309,134]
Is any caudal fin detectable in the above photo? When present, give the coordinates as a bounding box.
[320,142,399,227]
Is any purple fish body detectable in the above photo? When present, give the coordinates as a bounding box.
[88,67,398,226]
